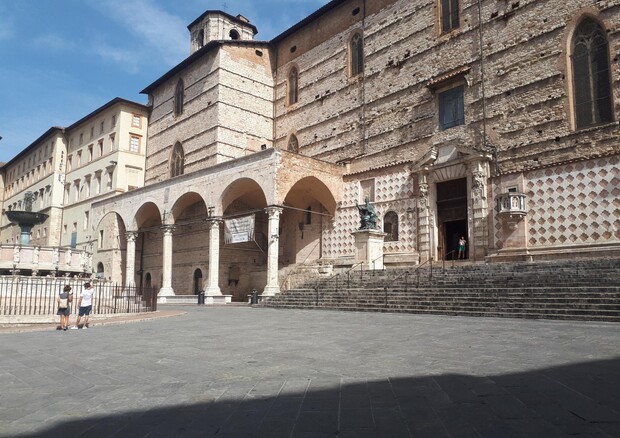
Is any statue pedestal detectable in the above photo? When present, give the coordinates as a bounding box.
[352,229,387,270]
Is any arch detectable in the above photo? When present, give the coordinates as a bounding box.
[193,268,203,294]
[133,202,163,229]
[229,28,240,40]
[96,262,104,278]
[170,142,185,178]
[349,31,364,77]
[145,272,152,289]
[570,16,613,129]
[195,29,204,48]
[174,79,184,116]
[282,176,338,216]
[383,211,399,242]
[287,134,299,153]
[220,178,268,214]
[287,66,299,105]
[170,191,207,223]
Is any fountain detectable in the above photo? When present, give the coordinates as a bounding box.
[5,192,49,245]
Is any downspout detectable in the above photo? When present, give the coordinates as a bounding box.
[361,0,367,155]
[476,0,498,176]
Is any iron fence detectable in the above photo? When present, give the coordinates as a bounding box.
[0,277,157,316]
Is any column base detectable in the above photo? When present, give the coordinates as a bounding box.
[262,285,280,296]
[158,287,175,303]
[204,286,222,295]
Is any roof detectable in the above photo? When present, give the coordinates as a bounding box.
[1,127,64,169]
[64,97,148,132]
[187,10,258,35]
[271,0,347,43]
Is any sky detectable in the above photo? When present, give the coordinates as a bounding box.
[0,0,331,163]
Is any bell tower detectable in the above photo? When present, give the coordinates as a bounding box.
[188,11,258,54]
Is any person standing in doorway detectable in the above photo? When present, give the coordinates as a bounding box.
[57,285,72,331]
[72,282,94,329]
[458,236,467,259]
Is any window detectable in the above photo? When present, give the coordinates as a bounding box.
[170,142,185,177]
[131,114,141,128]
[77,151,82,166]
[129,136,140,153]
[571,17,613,129]
[88,145,93,161]
[84,211,89,231]
[98,140,103,157]
[109,134,115,151]
[74,181,80,201]
[229,29,240,40]
[383,211,399,241]
[174,79,184,116]
[107,170,113,190]
[100,121,104,134]
[67,155,73,171]
[287,67,299,105]
[287,134,299,152]
[112,115,116,127]
[63,224,67,235]
[79,132,83,144]
[95,173,101,194]
[64,185,70,204]
[90,127,94,139]
[438,85,464,130]
[195,29,204,48]
[360,179,375,203]
[349,32,364,77]
[99,230,104,249]
[440,0,460,33]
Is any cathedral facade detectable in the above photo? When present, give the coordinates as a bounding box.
[91,0,620,300]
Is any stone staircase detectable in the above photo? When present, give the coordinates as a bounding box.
[259,258,620,321]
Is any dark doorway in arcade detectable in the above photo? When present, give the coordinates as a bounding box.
[436,178,468,260]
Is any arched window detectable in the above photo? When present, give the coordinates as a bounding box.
[349,32,364,77]
[195,29,204,49]
[287,134,299,152]
[571,17,613,129]
[229,29,240,40]
[287,67,298,105]
[383,211,399,242]
[174,79,184,116]
[96,262,104,278]
[170,142,185,178]
[145,272,152,289]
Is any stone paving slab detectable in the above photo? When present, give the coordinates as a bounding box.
[1,306,619,437]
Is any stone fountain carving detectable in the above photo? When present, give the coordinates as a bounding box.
[4,191,49,245]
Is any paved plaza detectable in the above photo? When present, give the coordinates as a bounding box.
[1,306,619,437]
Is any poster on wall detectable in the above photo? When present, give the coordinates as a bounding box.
[224,214,255,244]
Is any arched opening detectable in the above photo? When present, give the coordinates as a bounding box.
[383,211,399,242]
[349,32,364,77]
[96,262,104,279]
[287,67,298,105]
[229,29,240,40]
[170,142,185,177]
[288,134,299,153]
[94,211,127,284]
[174,79,184,116]
[193,268,203,294]
[145,272,152,289]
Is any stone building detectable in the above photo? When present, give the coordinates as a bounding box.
[0,98,148,276]
[91,0,620,301]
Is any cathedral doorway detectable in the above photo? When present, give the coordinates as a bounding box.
[436,178,468,260]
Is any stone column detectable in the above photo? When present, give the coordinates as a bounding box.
[263,206,282,296]
[159,225,175,298]
[125,231,138,287]
[205,219,223,295]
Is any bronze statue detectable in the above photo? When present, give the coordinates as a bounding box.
[357,196,377,230]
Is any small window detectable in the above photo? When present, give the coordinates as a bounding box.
[100,121,104,134]
[88,145,93,161]
[287,67,299,105]
[349,32,364,77]
[170,142,185,177]
[90,127,94,139]
[440,0,460,33]
[229,29,240,40]
[112,115,116,126]
[438,85,465,130]
[84,211,89,231]
[99,230,104,249]
[360,179,375,203]
[287,134,299,153]
[131,114,141,128]
[195,29,204,48]
[174,79,184,116]
[79,133,83,144]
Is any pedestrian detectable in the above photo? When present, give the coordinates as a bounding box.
[72,282,94,329]
[57,285,73,331]
[458,236,467,259]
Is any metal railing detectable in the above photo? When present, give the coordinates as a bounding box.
[0,277,158,316]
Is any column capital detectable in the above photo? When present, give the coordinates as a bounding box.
[125,231,139,242]
[205,217,223,228]
[265,206,283,219]
[161,224,176,235]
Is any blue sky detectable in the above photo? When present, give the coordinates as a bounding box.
[0,0,330,163]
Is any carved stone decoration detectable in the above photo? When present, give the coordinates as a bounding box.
[472,170,486,201]
[418,183,429,210]
[13,245,20,263]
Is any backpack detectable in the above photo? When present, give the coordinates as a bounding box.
[58,297,68,309]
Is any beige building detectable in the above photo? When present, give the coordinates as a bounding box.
[87,0,619,301]
[0,98,148,276]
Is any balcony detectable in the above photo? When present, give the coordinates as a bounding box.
[495,192,528,220]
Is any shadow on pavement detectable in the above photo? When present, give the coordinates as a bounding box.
[10,357,620,438]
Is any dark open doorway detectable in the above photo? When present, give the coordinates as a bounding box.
[436,178,468,260]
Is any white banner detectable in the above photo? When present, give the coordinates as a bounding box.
[224,214,255,244]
